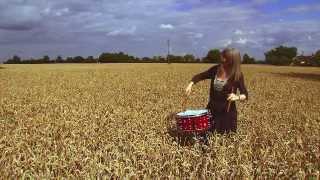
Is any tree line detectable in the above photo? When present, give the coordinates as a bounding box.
[3,46,320,66]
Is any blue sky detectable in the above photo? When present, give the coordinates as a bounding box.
[0,0,319,61]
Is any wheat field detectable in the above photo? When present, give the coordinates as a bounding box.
[0,64,319,179]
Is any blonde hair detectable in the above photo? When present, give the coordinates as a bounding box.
[220,47,242,82]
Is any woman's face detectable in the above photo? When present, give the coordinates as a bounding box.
[220,54,232,67]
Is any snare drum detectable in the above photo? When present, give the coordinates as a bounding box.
[176,109,212,133]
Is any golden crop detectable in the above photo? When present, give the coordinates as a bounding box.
[0,64,319,179]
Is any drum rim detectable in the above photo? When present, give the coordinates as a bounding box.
[176,113,207,118]
[176,109,210,118]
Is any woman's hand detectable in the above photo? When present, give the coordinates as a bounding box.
[227,93,239,101]
[185,82,194,96]
[227,93,247,101]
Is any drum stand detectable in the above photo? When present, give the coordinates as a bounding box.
[192,131,209,146]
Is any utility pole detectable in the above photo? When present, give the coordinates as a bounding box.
[167,39,171,64]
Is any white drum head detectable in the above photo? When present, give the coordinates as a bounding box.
[177,109,208,117]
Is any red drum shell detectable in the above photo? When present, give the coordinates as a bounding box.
[176,111,212,133]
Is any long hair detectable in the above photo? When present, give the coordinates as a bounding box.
[220,47,242,82]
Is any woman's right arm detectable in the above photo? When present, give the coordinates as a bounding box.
[186,66,215,95]
[191,66,215,84]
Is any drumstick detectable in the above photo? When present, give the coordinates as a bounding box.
[227,87,234,112]
[182,96,188,111]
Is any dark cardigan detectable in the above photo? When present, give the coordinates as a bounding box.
[191,64,248,133]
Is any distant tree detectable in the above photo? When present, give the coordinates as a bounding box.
[99,52,137,63]
[242,53,256,64]
[27,58,35,64]
[152,56,166,63]
[255,60,266,64]
[73,56,84,63]
[56,56,63,63]
[243,54,250,64]
[4,55,21,64]
[203,49,221,63]
[167,55,185,63]
[13,55,21,63]
[99,53,111,63]
[265,46,297,65]
[142,57,152,62]
[134,57,141,63]
[65,57,73,63]
[184,54,195,62]
[85,56,95,63]
[152,56,158,62]
[43,55,50,63]
[313,50,320,66]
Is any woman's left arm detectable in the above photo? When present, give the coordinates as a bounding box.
[238,73,248,101]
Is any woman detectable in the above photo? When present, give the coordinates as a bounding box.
[185,48,248,134]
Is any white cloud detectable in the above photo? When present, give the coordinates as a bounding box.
[236,38,248,44]
[160,24,174,30]
[0,4,43,30]
[234,29,244,35]
[251,0,278,5]
[134,37,145,42]
[187,32,203,39]
[287,4,320,13]
[202,46,208,50]
[55,8,70,17]
[42,7,51,15]
[221,39,232,47]
[194,33,203,38]
[107,26,137,36]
